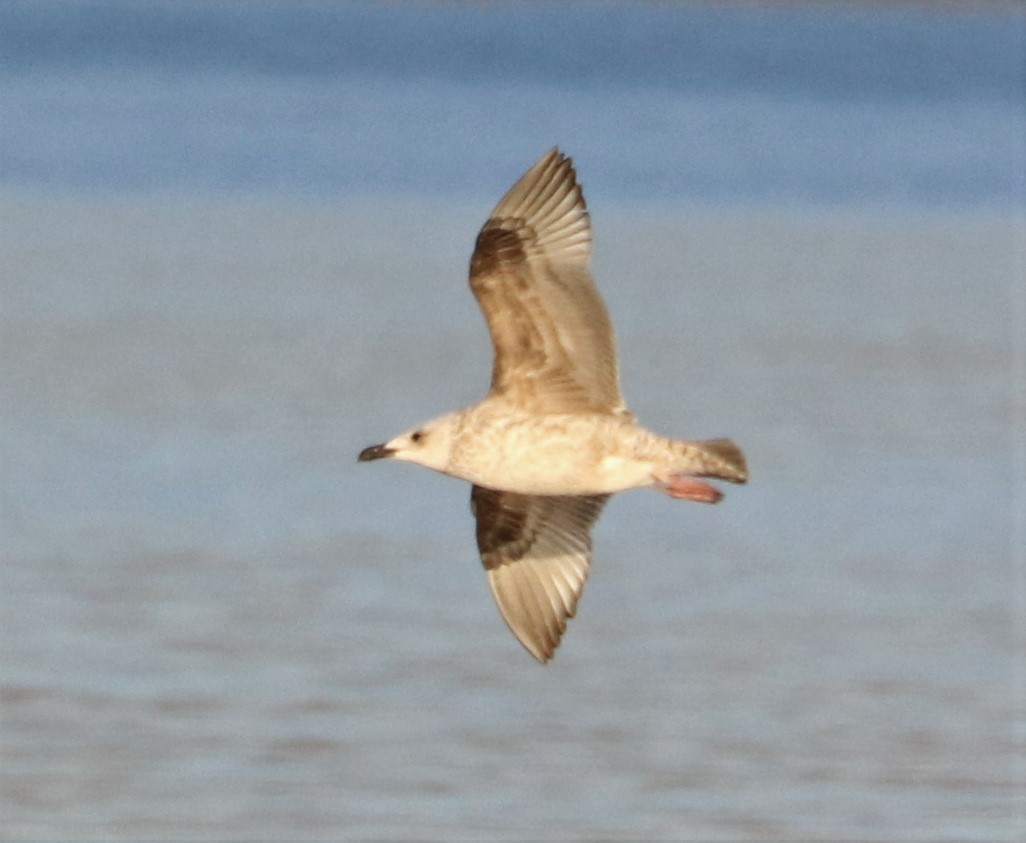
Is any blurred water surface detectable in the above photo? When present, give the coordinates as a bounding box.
[2,0,1024,205]
[2,1,1024,839]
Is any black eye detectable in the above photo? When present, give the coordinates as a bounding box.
[410,431,424,443]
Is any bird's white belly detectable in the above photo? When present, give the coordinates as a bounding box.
[449,413,651,496]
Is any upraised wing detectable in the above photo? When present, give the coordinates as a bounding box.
[468,148,625,415]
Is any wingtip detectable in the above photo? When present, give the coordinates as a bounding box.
[524,639,557,664]
[540,145,568,167]
[478,146,591,267]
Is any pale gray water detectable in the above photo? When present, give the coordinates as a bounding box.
[2,193,1023,838]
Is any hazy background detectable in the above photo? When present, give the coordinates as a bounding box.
[2,1,1024,839]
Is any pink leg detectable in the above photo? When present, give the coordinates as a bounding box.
[653,473,723,504]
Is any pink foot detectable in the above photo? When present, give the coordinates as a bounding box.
[654,473,723,504]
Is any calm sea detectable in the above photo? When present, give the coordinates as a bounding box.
[2,1,1024,839]
[2,0,1024,207]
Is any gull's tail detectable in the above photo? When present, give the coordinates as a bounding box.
[681,438,748,484]
[649,436,747,503]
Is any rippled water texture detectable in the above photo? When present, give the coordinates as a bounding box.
[4,196,1022,838]
[2,1,1024,839]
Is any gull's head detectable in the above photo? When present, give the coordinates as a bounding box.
[357,412,459,474]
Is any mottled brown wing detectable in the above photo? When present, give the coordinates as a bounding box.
[471,484,609,663]
[468,148,625,414]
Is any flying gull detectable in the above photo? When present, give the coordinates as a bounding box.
[359,148,747,663]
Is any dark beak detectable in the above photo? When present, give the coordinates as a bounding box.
[358,443,395,462]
